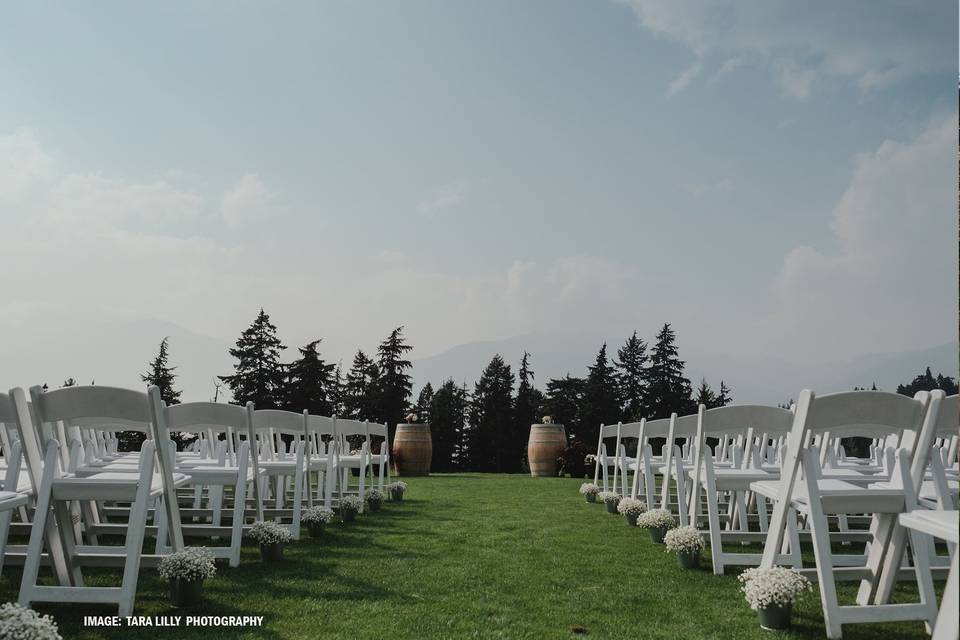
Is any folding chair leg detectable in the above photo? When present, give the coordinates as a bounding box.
[932,552,959,640]
[118,472,153,617]
[705,480,724,575]
[229,479,247,567]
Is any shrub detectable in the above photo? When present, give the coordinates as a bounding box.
[557,440,592,477]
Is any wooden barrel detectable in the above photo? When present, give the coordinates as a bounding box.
[527,424,567,477]
[392,423,432,476]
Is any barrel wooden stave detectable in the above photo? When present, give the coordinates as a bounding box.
[527,424,567,477]
[392,423,433,476]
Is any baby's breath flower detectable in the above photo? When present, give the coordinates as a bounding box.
[635,508,676,529]
[249,521,294,545]
[339,495,364,512]
[578,483,600,497]
[739,568,812,610]
[302,506,335,525]
[0,603,61,640]
[158,547,216,581]
[664,525,704,555]
[616,497,647,516]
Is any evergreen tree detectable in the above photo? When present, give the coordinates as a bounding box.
[430,379,467,472]
[375,327,414,437]
[62,378,76,388]
[466,355,514,472]
[511,352,543,473]
[615,331,649,421]
[220,309,286,408]
[284,340,334,415]
[415,382,434,424]
[581,344,621,447]
[715,380,733,407]
[645,323,694,418]
[344,350,380,419]
[141,337,182,405]
[694,378,715,408]
[329,362,346,416]
[897,366,959,396]
[545,375,586,440]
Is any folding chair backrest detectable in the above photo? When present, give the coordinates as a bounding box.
[366,421,389,455]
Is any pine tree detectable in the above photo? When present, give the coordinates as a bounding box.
[545,375,586,440]
[375,327,414,438]
[344,350,380,419]
[415,382,434,424]
[329,362,346,416]
[715,380,733,407]
[284,340,334,415]
[62,378,76,388]
[581,344,621,447]
[897,366,959,396]
[694,378,715,408]
[615,331,649,421]
[141,337,182,405]
[430,379,467,472]
[512,352,543,473]
[466,355,514,472]
[645,323,694,418]
[220,309,287,408]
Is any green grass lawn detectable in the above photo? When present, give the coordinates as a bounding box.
[0,474,941,639]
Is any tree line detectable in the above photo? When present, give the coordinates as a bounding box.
[134,308,957,472]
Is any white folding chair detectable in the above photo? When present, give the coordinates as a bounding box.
[12,385,187,617]
[0,391,30,576]
[251,409,307,538]
[305,414,339,509]
[365,421,391,492]
[755,389,944,639]
[335,418,369,512]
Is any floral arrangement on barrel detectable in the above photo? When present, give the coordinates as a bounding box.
[339,495,364,522]
[663,525,704,570]
[302,506,335,537]
[598,491,621,514]
[406,413,418,423]
[366,488,385,512]
[386,481,408,502]
[579,482,600,503]
[557,440,592,478]
[249,521,294,561]
[541,415,554,424]
[739,567,812,630]
[635,508,676,543]
[0,603,61,640]
[616,497,647,526]
[158,547,216,607]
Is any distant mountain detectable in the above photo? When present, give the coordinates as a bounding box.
[413,332,957,405]
[0,315,232,402]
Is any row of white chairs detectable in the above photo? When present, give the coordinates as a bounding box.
[0,384,392,616]
[592,389,958,639]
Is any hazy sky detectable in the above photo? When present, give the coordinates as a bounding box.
[1,1,957,382]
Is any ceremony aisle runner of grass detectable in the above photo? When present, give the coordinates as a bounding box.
[0,474,936,640]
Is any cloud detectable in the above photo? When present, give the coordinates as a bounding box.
[767,112,958,359]
[221,172,271,227]
[667,61,702,96]
[416,180,469,215]
[0,129,55,201]
[618,0,955,98]
[680,177,733,199]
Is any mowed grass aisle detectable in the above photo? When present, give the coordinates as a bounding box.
[0,474,937,639]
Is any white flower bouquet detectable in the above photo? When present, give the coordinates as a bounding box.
[339,495,364,521]
[366,488,385,511]
[0,603,61,640]
[249,520,294,546]
[616,497,647,525]
[636,508,675,529]
[599,491,621,514]
[302,506,336,525]
[386,481,408,501]
[579,482,600,503]
[158,547,217,582]
[664,525,704,555]
[739,567,812,610]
